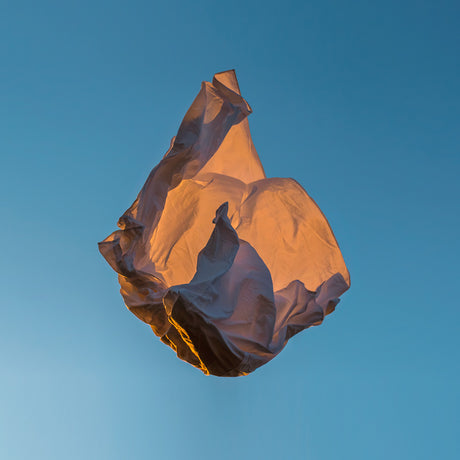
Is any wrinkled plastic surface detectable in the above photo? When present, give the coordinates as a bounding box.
[99,70,350,376]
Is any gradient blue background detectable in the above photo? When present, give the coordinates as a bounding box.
[1,1,459,458]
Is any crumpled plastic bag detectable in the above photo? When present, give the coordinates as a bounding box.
[99,70,350,376]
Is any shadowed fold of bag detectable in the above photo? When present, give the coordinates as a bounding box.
[98,70,350,376]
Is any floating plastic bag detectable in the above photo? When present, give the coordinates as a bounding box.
[99,70,350,376]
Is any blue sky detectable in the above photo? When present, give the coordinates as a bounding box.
[1,1,459,459]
